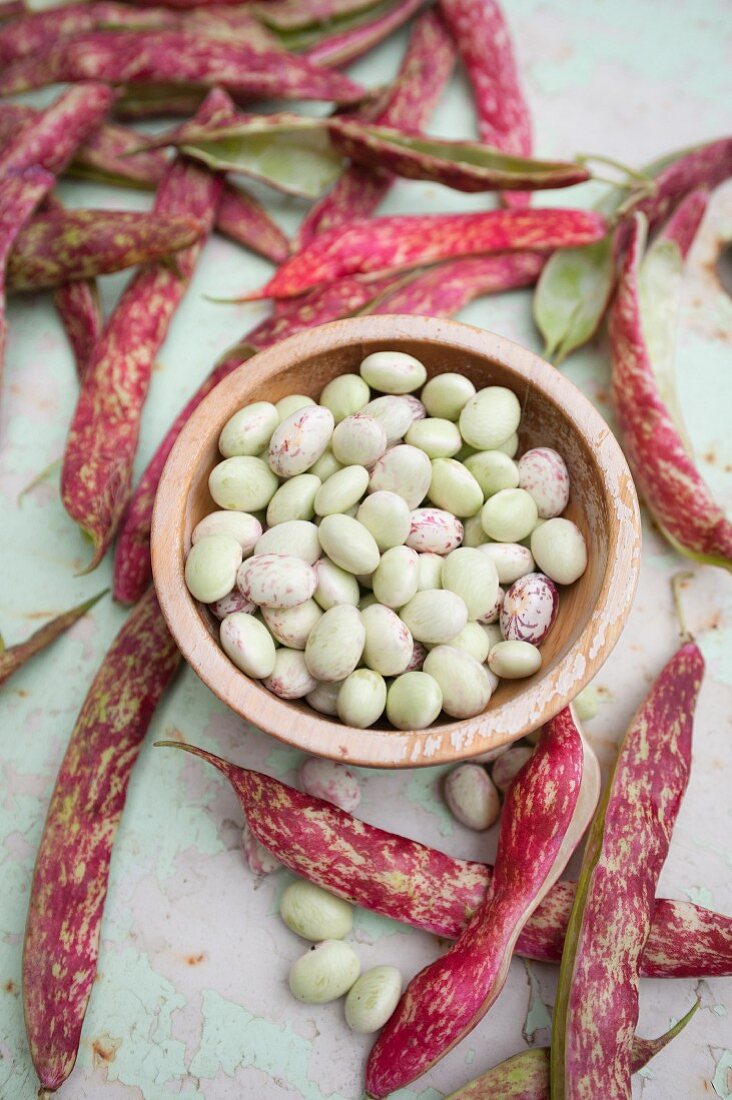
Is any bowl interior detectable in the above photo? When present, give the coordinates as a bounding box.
[153,316,640,766]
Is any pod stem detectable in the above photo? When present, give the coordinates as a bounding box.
[671,571,695,644]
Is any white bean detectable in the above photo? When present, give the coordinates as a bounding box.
[530,517,587,585]
[423,646,494,719]
[405,417,462,458]
[476,586,504,626]
[266,474,321,525]
[281,880,353,941]
[331,413,387,467]
[356,490,411,550]
[255,520,321,564]
[269,405,334,477]
[345,966,402,1033]
[337,669,387,728]
[314,557,361,610]
[359,350,427,394]
[368,445,432,509]
[441,546,499,622]
[319,373,370,422]
[262,599,323,649]
[304,605,365,681]
[299,758,361,812]
[263,648,318,699]
[219,401,279,457]
[429,458,483,517]
[318,514,381,575]
[289,940,360,1004]
[478,542,535,584]
[314,465,369,516]
[372,545,420,608]
[361,603,414,675]
[416,552,444,590]
[237,554,316,609]
[399,589,468,644]
[481,488,538,543]
[459,386,521,450]
[491,746,534,792]
[386,672,443,730]
[461,513,489,548]
[488,639,542,679]
[442,621,491,663]
[306,680,343,716]
[185,534,243,603]
[192,510,262,554]
[209,456,278,512]
[308,449,343,481]
[276,393,315,420]
[421,372,476,421]
[362,395,414,444]
[220,612,276,678]
[464,450,520,497]
[443,764,500,829]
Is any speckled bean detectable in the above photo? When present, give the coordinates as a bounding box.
[220,612,276,678]
[345,966,402,1034]
[185,534,243,603]
[368,445,432,509]
[518,447,570,518]
[276,393,315,420]
[464,450,520,497]
[299,759,361,813]
[441,546,499,622]
[356,491,410,551]
[192,510,262,554]
[481,488,538,542]
[501,572,558,645]
[319,373,370,423]
[399,589,468,644]
[459,386,521,450]
[406,508,464,555]
[488,639,542,679]
[304,605,365,681]
[237,554,317,609]
[405,640,427,671]
[362,395,414,445]
[314,465,369,516]
[266,474,321,525]
[209,456,279,512]
[318,514,381,575]
[337,669,387,728]
[263,648,318,699]
[281,881,353,942]
[491,745,534,792]
[219,401,279,458]
[269,405,334,477]
[209,588,256,620]
[423,646,494,719]
[403,394,426,422]
[530,517,587,584]
[428,458,483,517]
[262,599,323,649]
[331,414,387,468]
[308,449,343,481]
[255,520,321,564]
[478,542,535,584]
[443,764,501,829]
[359,350,427,394]
[289,940,360,1004]
[476,586,504,626]
[306,680,343,716]
[242,822,281,876]
[313,558,360,610]
[405,418,462,458]
[421,372,476,421]
[372,545,419,609]
[442,621,491,663]
[361,603,414,675]
[416,552,444,590]
[386,671,443,730]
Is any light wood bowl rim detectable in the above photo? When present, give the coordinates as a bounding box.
[152,315,641,768]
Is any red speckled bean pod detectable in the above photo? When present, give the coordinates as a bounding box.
[0,83,116,174]
[305,0,424,67]
[438,0,532,207]
[609,213,732,569]
[22,588,181,1096]
[7,209,204,291]
[637,136,732,231]
[366,709,599,1096]
[0,167,55,389]
[61,91,225,572]
[657,186,708,256]
[0,590,105,688]
[551,611,704,1098]
[154,740,732,978]
[215,185,291,263]
[0,1,178,65]
[0,1,25,19]
[0,29,365,103]
[297,9,455,246]
[370,251,545,315]
[242,207,607,300]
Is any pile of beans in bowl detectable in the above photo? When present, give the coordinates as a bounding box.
[184,351,588,729]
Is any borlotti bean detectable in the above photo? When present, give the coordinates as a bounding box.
[305,605,365,682]
[187,351,590,729]
[262,600,323,650]
[319,373,370,423]
[184,535,244,604]
[407,508,464,555]
[219,402,279,458]
[263,649,318,699]
[299,759,361,813]
[441,547,499,622]
[372,546,420,609]
[368,445,432,509]
[269,405,334,477]
[191,510,262,553]
[254,520,321,564]
[237,554,317,609]
[359,350,427,393]
[266,474,321,525]
[337,669,388,728]
[331,413,388,467]
[443,764,501,830]
[209,456,279,511]
[362,395,414,445]
[361,604,414,676]
[356,491,411,550]
[491,745,534,793]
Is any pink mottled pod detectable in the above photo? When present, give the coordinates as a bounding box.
[500,572,558,645]
[517,447,570,519]
[491,746,534,793]
[407,508,464,555]
[299,758,361,814]
[242,822,281,876]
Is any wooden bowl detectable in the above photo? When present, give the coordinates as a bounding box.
[152,315,641,767]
